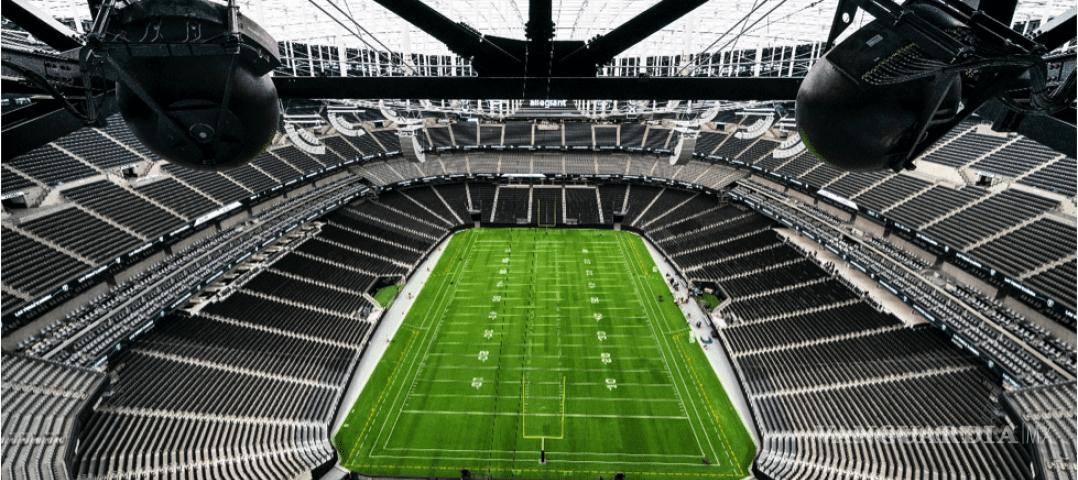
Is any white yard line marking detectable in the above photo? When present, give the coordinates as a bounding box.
[407,393,683,403]
[353,231,737,473]
[364,232,479,460]
[613,233,716,463]
[369,452,715,467]
[376,447,703,458]
[414,378,676,387]
[417,365,658,373]
[401,409,689,420]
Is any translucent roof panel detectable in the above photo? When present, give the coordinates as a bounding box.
[34,0,1076,58]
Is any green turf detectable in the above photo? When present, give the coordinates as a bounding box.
[335,228,755,479]
[373,284,401,308]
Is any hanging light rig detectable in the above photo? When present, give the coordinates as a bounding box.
[795,0,1076,172]
[81,0,282,169]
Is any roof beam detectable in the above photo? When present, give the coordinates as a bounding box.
[526,0,554,42]
[972,0,1019,25]
[1032,6,1077,51]
[367,0,521,69]
[561,0,708,67]
[526,0,555,75]
[2,0,83,51]
[2,95,116,159]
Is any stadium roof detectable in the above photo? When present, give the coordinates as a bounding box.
[35,0,1074,58]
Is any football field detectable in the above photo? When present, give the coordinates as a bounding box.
[335,228,755,479]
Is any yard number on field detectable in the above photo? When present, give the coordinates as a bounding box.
[472,377,484,389]
[596,331,607,342]
[478,351,489,362]
[605,378,617,390]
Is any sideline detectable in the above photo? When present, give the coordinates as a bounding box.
[330,232,456,435]
[639,235,761,447]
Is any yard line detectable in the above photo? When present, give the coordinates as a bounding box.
[376,446,704,459]
[408,393,682,403]
[613,233,715,462]
[557,342,661,350]
[559,333,637,338]
[621,233,740,467]
[368,453,714,467]
[367,232,479,459]
[343,230,748,477]
[414,378,676,387]
[533,314,647,319]
[420,365,659,373]
[432,341,501,346]
[423,352,662,362]
[401,409,689,420]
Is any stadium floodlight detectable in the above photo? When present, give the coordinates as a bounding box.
[796,0,1076,172]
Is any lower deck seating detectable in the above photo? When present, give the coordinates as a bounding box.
[756,434,1030,479]
[1004,382,1077,480]
[493,186,531,223]
[531,187,561,225]
[400,186,462,227]
[564,187,601,224]
[71,194,459,479]
[598,184,627,223]
[7,178,1059,480]
[432,183,472,223]
[3,354,105,480]
[660,211,1034,479]
[622,184,663,224]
